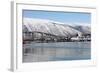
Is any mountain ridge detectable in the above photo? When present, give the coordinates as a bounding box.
[23,18,91,37]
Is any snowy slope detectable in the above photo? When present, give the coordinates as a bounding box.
[23,18,90,37]
[71,25,91,34]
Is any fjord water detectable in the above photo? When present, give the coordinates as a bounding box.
[23,42,91,62]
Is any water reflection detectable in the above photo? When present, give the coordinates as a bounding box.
[23,42,91,62]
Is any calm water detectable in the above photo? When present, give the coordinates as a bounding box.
[23,42,91,62]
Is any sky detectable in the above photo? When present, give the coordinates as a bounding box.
[23,10,91,25]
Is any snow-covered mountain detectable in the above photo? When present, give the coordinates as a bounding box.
[72,25,90,35]
[23,18,91,37]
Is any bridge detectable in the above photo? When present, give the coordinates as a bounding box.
[23,31,72,44]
